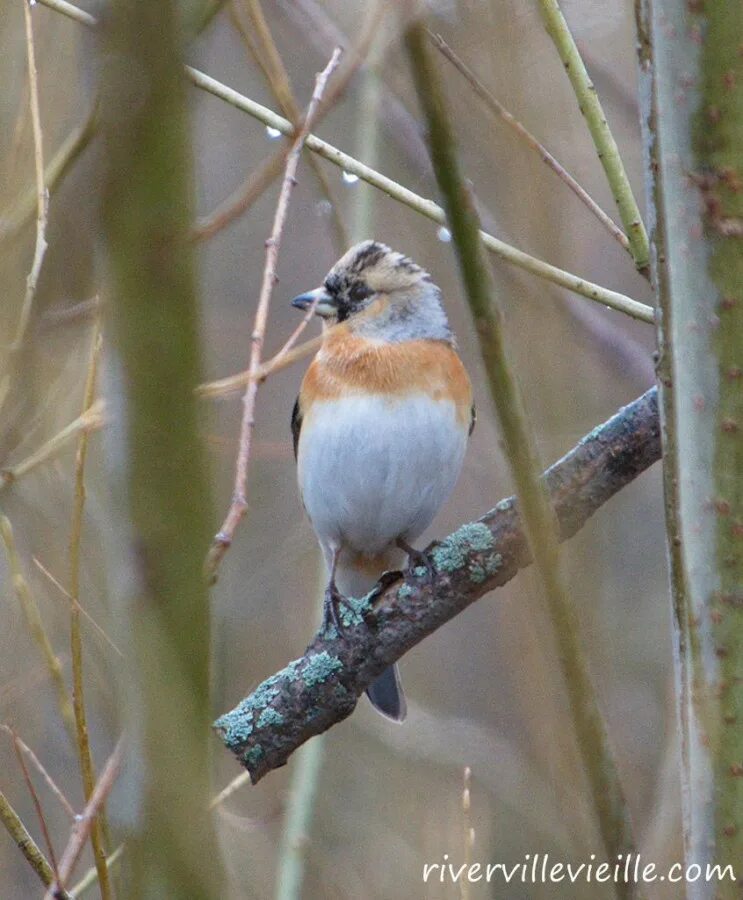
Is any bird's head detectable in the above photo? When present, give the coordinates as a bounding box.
[291,240,433,324]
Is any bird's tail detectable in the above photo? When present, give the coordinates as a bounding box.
[334,549,407,723]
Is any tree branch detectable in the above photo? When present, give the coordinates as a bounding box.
[215,387,661,783]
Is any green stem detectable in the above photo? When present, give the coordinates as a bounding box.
[536,0,650,275]
[0,516,76,741]
[0,789,66,896]
[405,18,635,877]
[647,0,743,891]
[274,740,326,900]
[100,0,223,894]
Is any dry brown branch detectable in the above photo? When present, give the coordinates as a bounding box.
[67,845,124,899]
[232,0,349,249]
[0,400,105,490]
[191,4,383,241]
[0,517,76,739]
[10,728,60,879]
[44,739,124,900]
[206,49,342,578]
[32,558,124,659]
[430,31,631,255]
[0,726,76,820]
[67,325,112,900]
[197,332,324,400]
[0,1,50,419]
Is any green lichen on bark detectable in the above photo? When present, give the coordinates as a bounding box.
[693,0,743,872]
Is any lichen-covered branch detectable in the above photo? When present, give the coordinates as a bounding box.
[215,388,660,783]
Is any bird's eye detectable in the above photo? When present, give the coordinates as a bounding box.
[349,282,372,304]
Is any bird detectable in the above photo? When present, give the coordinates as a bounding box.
[290,241,474,721]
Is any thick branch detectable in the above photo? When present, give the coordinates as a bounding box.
[215,388,660,782]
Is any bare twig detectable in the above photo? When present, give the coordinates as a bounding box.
[430,31,630,256]
[232,0,348,249]
[185,66,653,321]
[0,787,67,896]
[215,389,661,782]
[0,726,76,820]
[209,772,251,809]
[67,325,112,900]
[0,102,98,245]
[10,728,59,879]
[11,0,48,352]
[44,739,124,900]
[36,0,652,322]
[33,557,124,659]
[197,332,324,400]
[275,737,326,900]
[0,0,50,419]
[536,0,650,275]
[206,49,342,578]
[192,3,383,242]
[0,517,76,739]
[68,845,124,899]
[0,399,105,489]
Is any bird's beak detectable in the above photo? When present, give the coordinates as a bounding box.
[291,287,336,318]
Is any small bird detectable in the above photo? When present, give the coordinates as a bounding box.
[290,241,474,721]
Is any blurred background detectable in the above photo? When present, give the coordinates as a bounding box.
[0,0,675,897]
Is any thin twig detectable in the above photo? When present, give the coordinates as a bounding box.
[185,66,653,321]
[0,0,50,420]
[0,725,76,820]
[0,101,98,244]
[11,0,48,353]
[197,332,324,399]
[536,0,650,275]
[209,771,251,809]
[461,766,473,900]
[68,845,124,899]
[275,738,326,900]
[206,48,343,578]
[10,728,60,879]
[0,400,105,489]
[0,517,76,740]
[232,0,348,249]
[33,557,124,659]
[404,19,634,873]
[44,738,124,900]
[35,0,652,322]
[0,787,67,896]
[66,324,112,899]
[192,2,384,242]
[430,31,630,255]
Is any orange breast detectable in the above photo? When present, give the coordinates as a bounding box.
[300,329,473,429]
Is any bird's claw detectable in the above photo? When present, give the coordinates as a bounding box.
[397,539,435,585]
[323,583,349,635]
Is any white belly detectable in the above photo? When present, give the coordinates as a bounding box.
[297,393,468,556]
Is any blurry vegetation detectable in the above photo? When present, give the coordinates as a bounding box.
[0,0,739,898]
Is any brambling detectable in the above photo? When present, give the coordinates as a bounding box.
[291,241,474,721]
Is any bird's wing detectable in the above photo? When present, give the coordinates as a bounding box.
[291,396,303,460]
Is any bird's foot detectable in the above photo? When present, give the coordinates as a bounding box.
[323,581,349,635]
[396,538,435,585]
